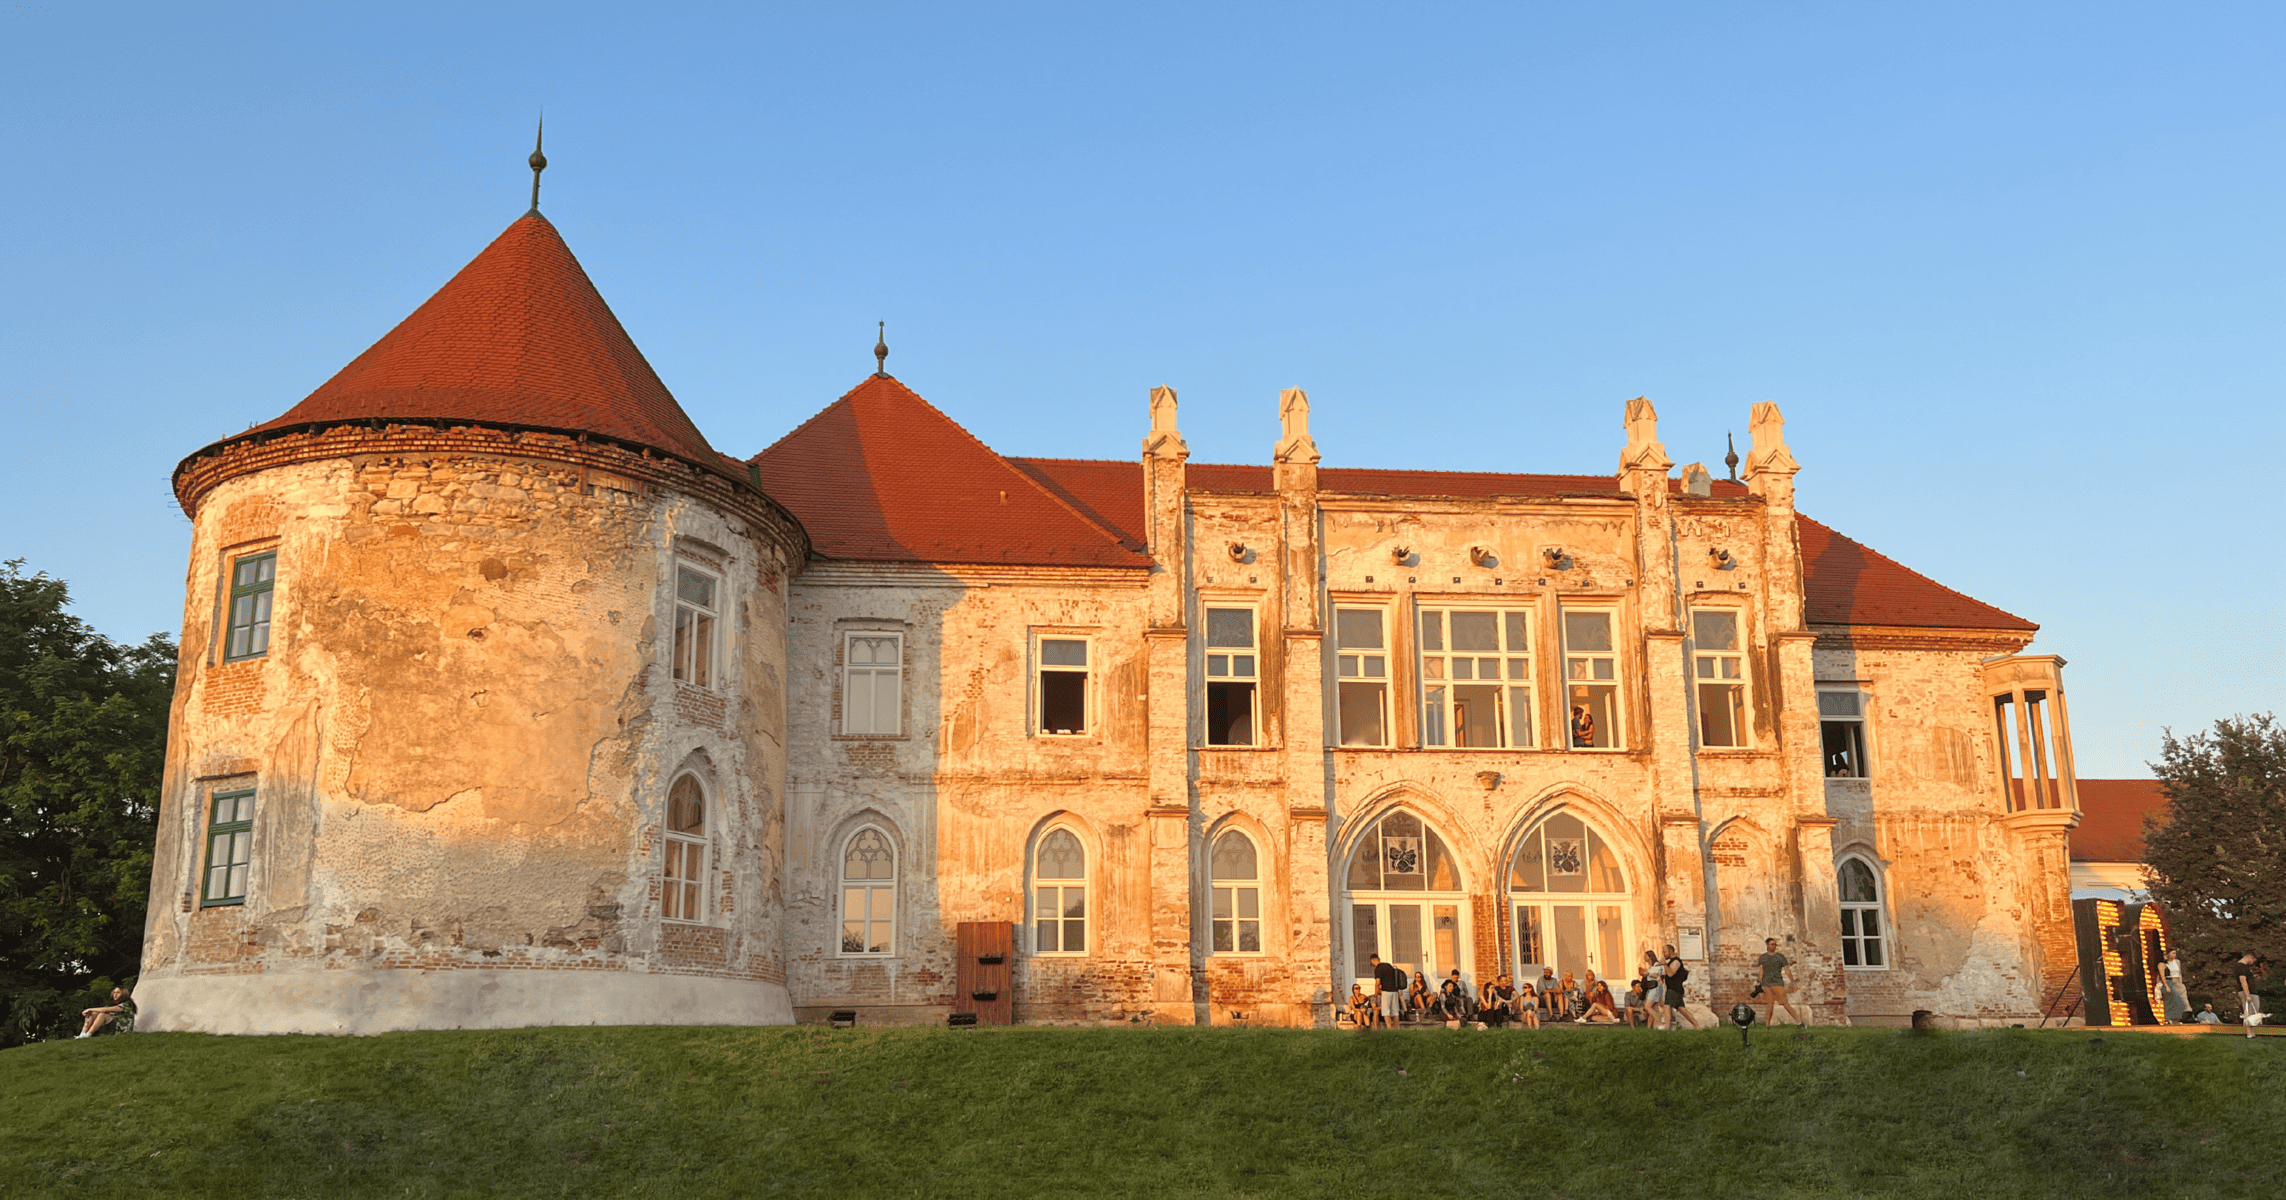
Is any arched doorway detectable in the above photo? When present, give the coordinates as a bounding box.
[1343,810,1471,989]
[1508,811,1633,987]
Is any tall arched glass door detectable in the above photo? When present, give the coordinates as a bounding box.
[1508,812,1631,986]
[1344,811,1470,987]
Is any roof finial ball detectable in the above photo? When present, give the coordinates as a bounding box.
[1724,431,1740,482]
[527,115,547,215]
[873,321,889,378]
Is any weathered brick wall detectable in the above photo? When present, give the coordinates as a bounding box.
[778,458,2070,1028]
[1813,635,2059,1024]
[140,431,801,1033]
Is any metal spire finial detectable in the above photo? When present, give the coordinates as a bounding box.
[873,321,889,377]
[527,115,547,214]
[1724,432,1740,482]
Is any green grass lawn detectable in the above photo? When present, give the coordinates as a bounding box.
[3,1023,2278,1199]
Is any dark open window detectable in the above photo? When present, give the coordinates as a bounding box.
[1205,607,1258,746]
[1039,638,1089,735]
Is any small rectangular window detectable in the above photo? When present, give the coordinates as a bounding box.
[1561,609,1621,749]
[1691,608,1749,749]
[201,789,254,906]
[1038,637,1090,736]
[1820,689,1871,778]
[842,633,902,736]
[224,552,276,661]
[1204,607,1257,746]
[672,565,718,688]
[1334,607,1389,747]
[1421,606,1534,748]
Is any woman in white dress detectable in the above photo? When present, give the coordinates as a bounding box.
[2158,948,2189,1023]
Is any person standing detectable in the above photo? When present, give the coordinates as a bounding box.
[1662,943,1703,1030]
[1370,953,1406,1029]
[1640,950,1668,1031]
[1756,938,1807,1028]
[2157,949,2188,1023]
[2236,951,2265,1037]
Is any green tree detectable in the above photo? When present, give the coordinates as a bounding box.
[2146,714,2286,1018]
[0,560,175,1045]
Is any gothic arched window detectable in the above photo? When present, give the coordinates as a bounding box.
[840,827,896,955]
[1838,855,1887,968]
[1033,828,1088,955]
[1210,830,1262,954]
[663,775,707,922]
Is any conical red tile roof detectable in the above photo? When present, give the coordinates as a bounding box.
[752,375,1149,568]
[226,212,724,473]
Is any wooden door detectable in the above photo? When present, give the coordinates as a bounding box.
[955,922,1014,1025]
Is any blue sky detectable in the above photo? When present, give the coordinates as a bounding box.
[4,3,2280,776]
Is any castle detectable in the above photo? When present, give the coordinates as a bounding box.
[136,195,2084,1033]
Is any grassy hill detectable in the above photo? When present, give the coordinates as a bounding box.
[4,1023,2279,1198]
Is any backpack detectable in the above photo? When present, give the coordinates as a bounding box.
[1668,961,1690,986]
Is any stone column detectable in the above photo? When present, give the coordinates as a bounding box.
[1141,388,1195,1023]
[1272,387,1331,1020]
[1793,815,1845,1023]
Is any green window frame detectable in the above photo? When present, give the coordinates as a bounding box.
[201,789,254,906]
[224,552,277,661]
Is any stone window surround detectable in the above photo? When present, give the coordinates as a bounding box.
[1205,823,1267,957]
[660,771,715,925]
[1029,822,1092,956]
[1329,598,1395,749]
[1197,595,1265,750]
[1030,626,1099,740]
[1415,599,1538,752]
[1556,601,1627,753]
[200,785,257,907]
[206,536,281,668]
[831,621,910,741]
[669,554,727,692]
[1836,849,1891,972]
[1686,601,1754,753]
[836,822,899,958]
[1817,680,1875,781]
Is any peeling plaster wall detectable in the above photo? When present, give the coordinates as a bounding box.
[775,475,2069,1029]
[1815,637,2066,1025]
[140,447,799,1034]
[780,566,1157,1025]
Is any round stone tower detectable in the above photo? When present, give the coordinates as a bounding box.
[137,208,807,1033]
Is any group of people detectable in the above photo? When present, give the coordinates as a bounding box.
[1347,939,1810,1032]
[2156,948,2273,1038]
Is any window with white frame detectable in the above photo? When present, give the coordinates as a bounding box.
[1820,689,1871,778]
[224,551,276,661]
[1037,637,1090,736]
[1560,608,1621,750]
[672,564,719,688]
[1210,830,1262,953]
[1205,607,1258,746]
[840,827,895,954]
[1333,606,1390,747]
[1420,606,1535,749]
[1838,856,1887,968]
[1691,608,1749,748]
[662,775,707,922]
[201,788,254,906]
[1033,828,1087,954]
[842,633,902,736]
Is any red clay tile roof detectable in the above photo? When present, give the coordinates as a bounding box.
[751,377,1149,569]
[2073,779,2167,862]
[1797,515,2035,632]
[207,213,728,477]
